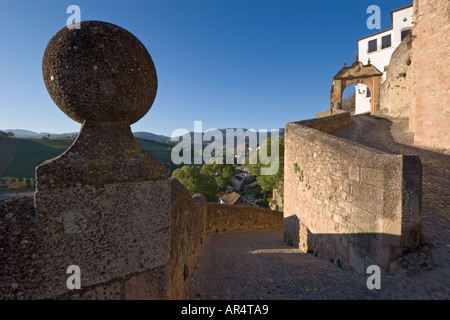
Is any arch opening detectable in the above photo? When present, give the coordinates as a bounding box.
[330,60,382,115]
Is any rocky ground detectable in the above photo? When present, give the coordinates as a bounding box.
[187,114,449,300]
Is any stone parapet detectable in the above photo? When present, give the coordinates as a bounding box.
[297,112,351,133]
[316,109,347,119]
[205,203,283,234]
[284,114,421,273]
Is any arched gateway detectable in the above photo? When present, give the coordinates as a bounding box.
[330,55,383,114]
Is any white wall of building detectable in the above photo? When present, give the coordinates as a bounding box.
[392,6,414,47]
[358,29,395,81]
[354,5,413,114]
[355,84,371,114]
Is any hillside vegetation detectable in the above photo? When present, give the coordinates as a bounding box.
[0,137,178,179]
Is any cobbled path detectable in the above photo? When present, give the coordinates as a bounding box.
[187,114,449,300]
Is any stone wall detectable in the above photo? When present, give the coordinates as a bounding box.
[0,183,284,300]
[270,182,284,211]
[0,19,284,301]
[0,20,286,301]
[316,108,347,119]
[409,0,450,150]
[284,113,422,273]
[205,202,283,234]
[379,34,412,118]
[301,112,351,133]
[31,178,206,300]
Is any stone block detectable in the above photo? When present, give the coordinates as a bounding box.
[402,170,422,193]
[34,180,172,299]
[125,266,167,300]
[376,218,401,238]
[402,189,422,223]
[75,280,123,300]
[349,245,366,274]
[348,164,360,182]
[371,241,395,272]
[351,183,382,213]
[382,188,402,220]
[400,222,421,248]
[365,187,384,216]
[361,167,384,187]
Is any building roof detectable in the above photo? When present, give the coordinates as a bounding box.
[219,192,257,207]
[357,28,393,42]
[391,4,413,21]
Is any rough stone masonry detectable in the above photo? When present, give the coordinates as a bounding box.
[34,21,204,299]
[284,112,422,273]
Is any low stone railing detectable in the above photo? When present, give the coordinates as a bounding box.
[284,112,422,273]
[315,108,348,119]
[205,202,283,234]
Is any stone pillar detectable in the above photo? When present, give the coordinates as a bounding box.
[331,80,342,111]
[34,21,204,299]
[371,76,382,114]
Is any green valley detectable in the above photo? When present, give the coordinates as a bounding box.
[0,136,179,180]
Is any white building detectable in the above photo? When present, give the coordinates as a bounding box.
[354,4,413,114]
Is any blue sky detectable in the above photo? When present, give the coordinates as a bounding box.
[0,0,411,136]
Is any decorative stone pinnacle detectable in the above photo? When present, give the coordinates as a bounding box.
[37,21,169,191]
[368,58,371,65]
[355,51,358,62]
[42,20,157,124]
[344,60,347,67]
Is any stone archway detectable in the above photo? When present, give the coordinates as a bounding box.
[330,58,383,114]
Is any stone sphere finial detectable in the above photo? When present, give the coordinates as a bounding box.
[37,21,169,190]
[42,21,157,125]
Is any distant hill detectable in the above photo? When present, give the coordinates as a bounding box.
[134,137,181,172]
[0,136,180,179]
[133,132,171,142]
[0,137,74,179]
[2,129,78,138]
[2,129,174,141]
[3,128,284,142]
[0,127,284,178]
[172,128,285,147]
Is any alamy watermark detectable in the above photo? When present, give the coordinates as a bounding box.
[366,265,381,290]
[66,265,81,289]
[171,121,280,175]
[366,5,381,30]
[67,5,81,29]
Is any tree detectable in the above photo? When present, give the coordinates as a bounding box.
[200,162,235,189]
[342,90,356,112]
[7,132,15,138]
[171,165,218,201]
[248,137,284,193]
[0,131,8,138]
[6,177,28,196]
